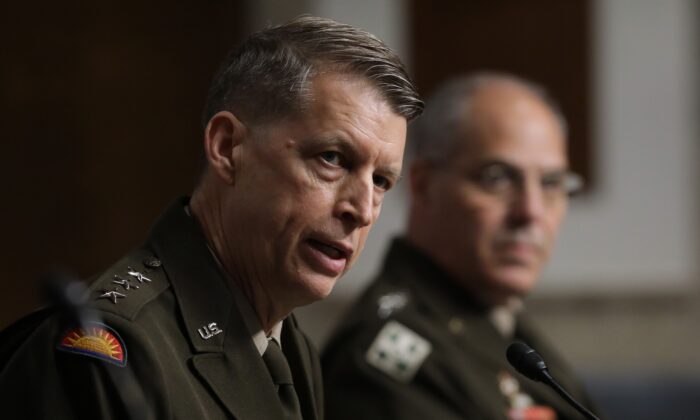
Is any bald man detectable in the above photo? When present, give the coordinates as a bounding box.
[322,73,596,420]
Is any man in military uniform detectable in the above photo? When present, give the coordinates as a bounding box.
[322,74,597,419]
[0,16,422,419]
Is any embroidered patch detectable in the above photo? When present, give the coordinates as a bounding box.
[57,323,127,367]
[365,321,431,383]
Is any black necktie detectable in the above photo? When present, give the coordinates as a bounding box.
[263,340,303,419]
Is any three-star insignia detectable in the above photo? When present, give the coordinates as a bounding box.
[96,258,161,304]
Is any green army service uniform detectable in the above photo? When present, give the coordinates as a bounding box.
[0,198,323,419]
[322,238,596,420]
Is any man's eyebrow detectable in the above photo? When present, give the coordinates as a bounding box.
[479,158,510,166]
[475,158,567,174]
[377,166,402,183]
[312,135,352,152]
[473,158,518,171]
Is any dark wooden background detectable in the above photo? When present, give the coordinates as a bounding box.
[0,2,248,328]
[410,0,593,184]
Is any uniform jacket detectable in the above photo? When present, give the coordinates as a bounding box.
[0,198,323,420]
[322,238,596,420]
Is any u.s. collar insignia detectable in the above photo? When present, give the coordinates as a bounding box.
[57,322,127,367]
[365,321,431,383]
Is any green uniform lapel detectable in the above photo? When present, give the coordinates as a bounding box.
[148,200,284,419]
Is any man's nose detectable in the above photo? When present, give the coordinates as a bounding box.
[335,176,374,228]
[509,179,545,226]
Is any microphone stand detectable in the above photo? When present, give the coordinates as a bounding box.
[506,342,600,420]
[539,369,600,420]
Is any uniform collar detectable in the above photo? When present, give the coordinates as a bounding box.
[148,198,288,418]
[384,237,513,366]
[229,279,283,355]
[384,237,489,314]
[488,298,523,339]
[193,212,284,356]
[147,198,239,353]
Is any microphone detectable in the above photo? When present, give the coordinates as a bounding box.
[506,342,600,420]
[41,270,152,420]
[41,269,91,327]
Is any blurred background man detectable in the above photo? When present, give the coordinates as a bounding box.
[322,73,596,420]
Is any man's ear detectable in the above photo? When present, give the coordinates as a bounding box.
[408,159,434,200]
[203,111,248,185]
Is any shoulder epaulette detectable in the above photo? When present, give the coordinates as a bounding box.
[88,248,169,320]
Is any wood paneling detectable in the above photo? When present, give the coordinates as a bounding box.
[410,0,593,185]
[0,2,248,328]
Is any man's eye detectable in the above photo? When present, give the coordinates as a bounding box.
[373,174,391,191]
[541,174,566,191]
[476,164,514,190]
[319,151,343,166]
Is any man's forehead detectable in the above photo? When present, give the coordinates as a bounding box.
[454,132,568,171]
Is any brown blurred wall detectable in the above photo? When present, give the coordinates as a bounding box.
[410,0,593,186]
[0,2,248,329]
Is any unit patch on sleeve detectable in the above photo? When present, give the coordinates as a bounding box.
[365,320,431,383]
[57,322,127,367]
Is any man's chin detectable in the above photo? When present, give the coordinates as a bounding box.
[489,269,539,299]
[295,272,340,304]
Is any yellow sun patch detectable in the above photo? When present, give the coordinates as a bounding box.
[57,323,126,367]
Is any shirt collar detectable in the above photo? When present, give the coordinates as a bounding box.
[488,298,523,338]
[230,281,283,355]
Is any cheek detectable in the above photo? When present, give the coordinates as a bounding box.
[456,197,506,247]
[543,205,567,243]
[352,228,371,263]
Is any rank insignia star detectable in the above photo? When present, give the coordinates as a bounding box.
[127,266,151,283]
[112,274,138,290]
[57,322,127,367]
[99,289,126,304]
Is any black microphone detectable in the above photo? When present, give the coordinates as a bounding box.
[41,269,91,327]
[506,342,600,420]
[41,270,152,420]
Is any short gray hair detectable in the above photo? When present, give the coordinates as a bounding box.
[408,72,567,164]
[202,15,424,128]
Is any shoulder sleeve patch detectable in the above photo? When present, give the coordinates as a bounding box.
[57,322,127,367]
[365,320,431,383]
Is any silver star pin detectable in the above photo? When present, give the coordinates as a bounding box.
[127,266,151,283]
[99,289,127,304]
[113,274,138,290]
